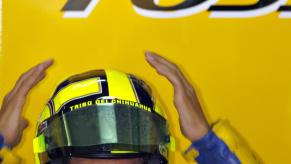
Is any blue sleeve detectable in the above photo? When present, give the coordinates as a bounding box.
[0,133,4,149]
[188,130,241,164]
[0,133,4,162]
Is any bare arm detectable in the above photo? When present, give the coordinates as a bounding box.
[0,59,53,147]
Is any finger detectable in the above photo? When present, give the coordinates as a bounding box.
[14,59,53,90]
[146,51,177,70]
[2,68,38,112]
[11,59,53,96]
[145,51,186,87]
[146,51,195,95]
[16,72,46,96]
[19,59,53,87]
[34,72,46,85]
[12,68,38,94]
[19,118,29,130]
[2,60,52,114]
[146,51,193,89]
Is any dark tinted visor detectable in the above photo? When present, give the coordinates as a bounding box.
[41,103,168,156]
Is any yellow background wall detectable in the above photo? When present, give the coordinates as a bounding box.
[1,0,291,163]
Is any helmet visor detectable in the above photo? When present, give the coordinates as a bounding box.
[36,103,169,157]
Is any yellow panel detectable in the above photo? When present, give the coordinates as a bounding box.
[32,134,45,154]
[38,105,51,123]
[154,102,166,118]
[217,0,257,5]
[156,0,257,6]
[157,0,184,6]
[169,136,176,152]
[0,0,291,164]
[53,78,100,112]
[106,70,137,102]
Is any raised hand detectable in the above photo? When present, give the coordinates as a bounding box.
[0,59,53,147]
[145,51,209,142]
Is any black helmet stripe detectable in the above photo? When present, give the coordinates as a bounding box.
[129,75,154,110]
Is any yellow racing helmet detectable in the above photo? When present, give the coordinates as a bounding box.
[33,70,175,164]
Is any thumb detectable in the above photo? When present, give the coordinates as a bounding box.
[19,118,29,131]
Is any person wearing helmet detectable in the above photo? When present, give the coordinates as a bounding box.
[33,67,175,164]
[0,52,260,164]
